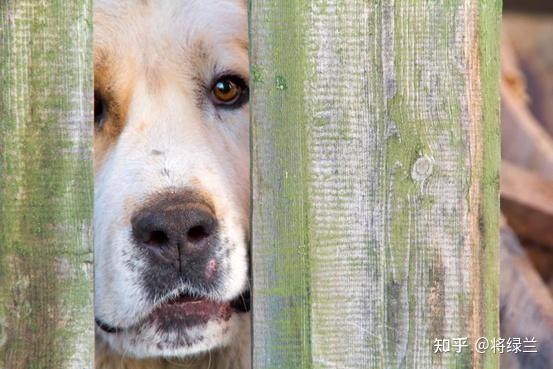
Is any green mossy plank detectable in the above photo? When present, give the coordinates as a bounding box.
[0,1,93,368]
[250,1,500,368]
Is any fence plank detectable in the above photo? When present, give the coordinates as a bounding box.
[0,1,93,368]
[250,1,500,368]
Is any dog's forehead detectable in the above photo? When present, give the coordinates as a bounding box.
[94,0,248,67]
[92,0,249,172]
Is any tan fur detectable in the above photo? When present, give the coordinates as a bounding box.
[93,49,138,171]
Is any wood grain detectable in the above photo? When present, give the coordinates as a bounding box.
[250,1,501,368]
[500,226,553,369]
[0,2,93,368]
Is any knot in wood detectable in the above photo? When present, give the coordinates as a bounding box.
[411,155,433,182]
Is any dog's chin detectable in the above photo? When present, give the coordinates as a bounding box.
[96,292,250,358]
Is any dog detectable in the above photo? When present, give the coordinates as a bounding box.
[93,1,250,368]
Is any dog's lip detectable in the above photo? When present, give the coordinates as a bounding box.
[147,290,250,324]
[156,289,250,311]
[229,289,250,313]
[165,292,205,305]
[95,290,250,334]
[147,293,234,328]
[95,317,123,334]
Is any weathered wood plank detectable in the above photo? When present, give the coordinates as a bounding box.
[503,14,553,137]
[0,1,93,368]
[522,240,553,282]
[501,161,553,250]
[500,225,553,369]
[503,1,553,14]
[251,1,501,368]
[501,86,553,179]
[501,66,553,179]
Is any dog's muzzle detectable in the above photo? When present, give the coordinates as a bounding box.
[96,189,250,336]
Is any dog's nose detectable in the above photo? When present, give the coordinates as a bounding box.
[131,192,218,273]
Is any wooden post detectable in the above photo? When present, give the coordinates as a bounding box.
[250,1,501,368]
[0,1,93,368]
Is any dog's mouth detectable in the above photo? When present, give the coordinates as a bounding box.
[149,289,251,326]
[96,290,250,334]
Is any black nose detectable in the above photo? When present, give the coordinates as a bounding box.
[131,191,218,273]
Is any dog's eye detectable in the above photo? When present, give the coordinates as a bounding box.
[212,78,240,104]
[210,76,248,108]
[94,91,107,128]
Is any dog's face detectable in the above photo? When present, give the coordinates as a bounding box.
[93,0,250,358]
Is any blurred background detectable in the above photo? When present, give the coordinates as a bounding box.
[500,2,553,369]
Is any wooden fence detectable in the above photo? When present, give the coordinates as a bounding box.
[0,0,500,368]
[0,1,94,368]
[250,1,501,368]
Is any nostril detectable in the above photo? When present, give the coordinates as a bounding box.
[131,211,171,247]
[187,225,210,244]
[145,230,169,246]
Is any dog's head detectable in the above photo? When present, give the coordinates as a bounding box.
[93,0,250,358]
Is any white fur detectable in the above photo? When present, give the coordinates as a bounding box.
[94,0,250,367]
